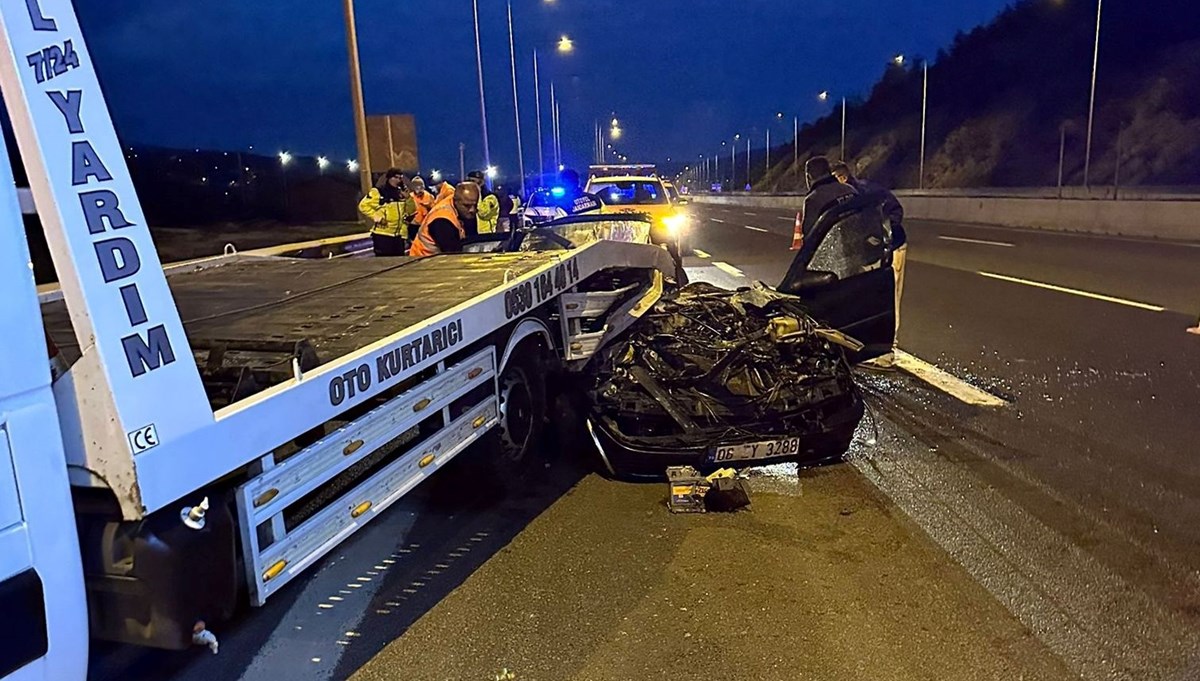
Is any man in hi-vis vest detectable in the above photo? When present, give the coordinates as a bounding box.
[409,182,480,257]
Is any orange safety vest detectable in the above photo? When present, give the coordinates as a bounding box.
[409,190,435,225]
[410,187,466,258]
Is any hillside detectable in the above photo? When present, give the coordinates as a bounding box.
[756,0,1200,191]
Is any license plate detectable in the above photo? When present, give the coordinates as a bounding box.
[710,437,802,464]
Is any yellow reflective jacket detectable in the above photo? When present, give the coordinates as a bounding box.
[359,188,406,238]
[477,192,500,234]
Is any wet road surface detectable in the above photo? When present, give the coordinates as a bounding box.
[88,205,1200,680]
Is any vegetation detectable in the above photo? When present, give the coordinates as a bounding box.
[756,0,1200,190]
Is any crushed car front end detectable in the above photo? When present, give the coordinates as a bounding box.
[587,283,864,478]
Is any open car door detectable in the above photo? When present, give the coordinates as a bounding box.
[777,195,896,363]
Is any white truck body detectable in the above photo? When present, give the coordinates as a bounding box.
[0,0,673,674]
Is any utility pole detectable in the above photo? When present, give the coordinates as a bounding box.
[1057,124,1066,198]
[840,97,847,161]
[459,142,466,182]
[793,115,799,179]
[506,1,525,195]
[533,50,544,188]
[919,61,928,190]
[766,129,771,173]
[745,137,750,190]
[1084,0,1103,189]
[472,0,492,174]
[342,0,371,195]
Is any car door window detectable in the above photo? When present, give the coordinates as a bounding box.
[808,209,888,281]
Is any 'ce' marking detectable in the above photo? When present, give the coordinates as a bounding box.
[127,424,159,454]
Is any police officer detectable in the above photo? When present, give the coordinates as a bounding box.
[359,168,408,256]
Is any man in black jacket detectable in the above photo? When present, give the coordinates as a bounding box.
[832,160,907,368]
[792,156,857,250]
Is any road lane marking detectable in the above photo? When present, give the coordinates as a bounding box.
[938,235,1015,248]
[978,271,1165,312]
[712,261,745,277]
[777,216,795,221]
[744,211,758,216]
[744,225,769,233]
[710,218,725,223]
[693,249,711,259]
[893,350,1007,407]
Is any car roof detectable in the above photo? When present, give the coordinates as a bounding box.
[587,175,663,183]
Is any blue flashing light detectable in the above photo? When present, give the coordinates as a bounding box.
[550,186,566,197]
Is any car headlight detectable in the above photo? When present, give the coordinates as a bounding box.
[662,214,688,236]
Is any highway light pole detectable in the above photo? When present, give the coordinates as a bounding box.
[745,137,750,190]
[506,2,526,194]
[919,61,928,190]
[1058,123,1067,198]
[472,0,492,178]
[731,134,739,188]
[533,51,544,187]
[840,97,847,161]
[341,0,371,195]
[793,115,799,179]
[1084,0,1102,189]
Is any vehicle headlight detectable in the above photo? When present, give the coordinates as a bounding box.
[662,214,688,236]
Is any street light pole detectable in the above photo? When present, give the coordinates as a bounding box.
[766,129,771,173]
[793,115,799,177]
[1084,0,1102,189]
[840,97,847,160]
[459,142,466,182]
[341,0,371,195]
[919,61,928,190]
[745,137,750,190]
[506,1,526,195]
[1057,123,1066,198]
[471,0,492,175]
[533,50,544,188]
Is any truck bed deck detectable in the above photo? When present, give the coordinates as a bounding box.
[42,253,554,406]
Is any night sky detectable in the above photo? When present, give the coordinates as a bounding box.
[76,0,1011,177]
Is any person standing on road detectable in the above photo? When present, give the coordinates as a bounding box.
[496,185,514,233]
[409,182,480,257]
[832,160,907,368]
[791,156,856,251]
[359,168,408,256]
[403,176,435,239]
[467,170,500,235]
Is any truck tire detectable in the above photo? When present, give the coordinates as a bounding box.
[492,353,546,466]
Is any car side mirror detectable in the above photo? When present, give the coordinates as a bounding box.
[797,270,838,291]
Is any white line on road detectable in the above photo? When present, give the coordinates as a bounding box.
[693,249,711,259]
[710,218,725,223]
[893,350,1007,407]
[744,225,770,233]
[938,235,1015,248]
[777,216,795,221]
[744,211,758,216]
[978,271,1165,312]
[712,261,745,277]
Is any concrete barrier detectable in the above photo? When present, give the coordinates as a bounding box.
[690,191,1200,242]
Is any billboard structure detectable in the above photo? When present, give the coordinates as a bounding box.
[366,114,420,176]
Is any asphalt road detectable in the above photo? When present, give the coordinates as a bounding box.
[89,207,1200,681]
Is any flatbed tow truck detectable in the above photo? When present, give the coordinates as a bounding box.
[0,2,674,678]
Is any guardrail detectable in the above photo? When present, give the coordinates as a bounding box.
[689,188,1200,242]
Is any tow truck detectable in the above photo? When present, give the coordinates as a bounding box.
[0,2,675,677]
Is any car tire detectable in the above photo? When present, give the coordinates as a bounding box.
[488,354,547,469]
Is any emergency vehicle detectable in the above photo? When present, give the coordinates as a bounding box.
[0,2,674,678]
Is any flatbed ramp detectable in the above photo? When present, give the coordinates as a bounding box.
[41,252,556,405]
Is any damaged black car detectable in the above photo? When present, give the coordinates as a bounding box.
[586,196,897,477]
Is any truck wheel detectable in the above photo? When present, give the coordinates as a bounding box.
[493,355,546,466]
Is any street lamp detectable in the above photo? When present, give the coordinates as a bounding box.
[818,91,829,102]
[1084,0,1103,188]
[278,151,293,166]
[610,125,622,140]
[557,35,574,53]
[486,165,499,180]
[894,54,905,66]
[431,169,443,182]
[347,159,360,173]
[472,0,492,176]
[317,156,329,171]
